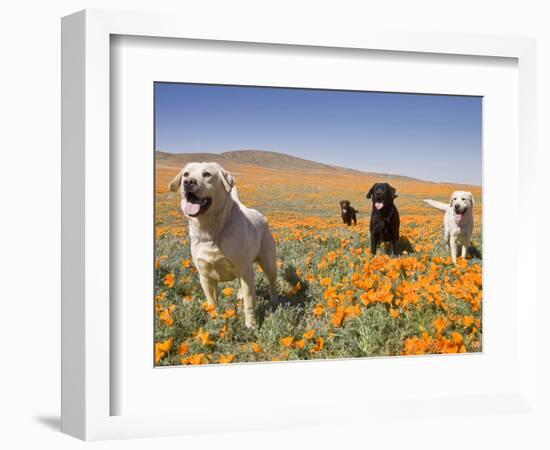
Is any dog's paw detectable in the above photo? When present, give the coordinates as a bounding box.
[244,315,257,329]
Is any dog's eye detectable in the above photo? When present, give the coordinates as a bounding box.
[453,197,457,200]
[461,198,465,201]
[203,172,211,178]
[183,172,189,177]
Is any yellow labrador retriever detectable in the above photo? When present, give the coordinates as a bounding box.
[169,162,277,327]
[424,191,475,264]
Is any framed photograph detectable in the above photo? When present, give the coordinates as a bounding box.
[62,9,539,441]
[153,82,483,367]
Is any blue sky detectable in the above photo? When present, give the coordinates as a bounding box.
[155,83,482,185]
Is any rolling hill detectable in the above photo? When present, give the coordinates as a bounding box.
[155,149,425,183]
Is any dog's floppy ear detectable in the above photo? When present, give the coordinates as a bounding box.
[389,184,398,199]
[366,185,376,199]
[218,166,235,192]
[468,192,475,206]
[168,169,184,192]
[339,200,345,208]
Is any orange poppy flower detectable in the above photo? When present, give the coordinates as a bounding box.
[451,332,464,345]
[303,329,316,340]
[195,328,215,346]
[222,287,234,296]
[164,273,175,288]
[313,304,325,317]
[219,324,228,339]
[202,302,219,319]
[155,338,174,363]
[181,353,207,365]
[310,337,325,353]
[433,316,449,335]
[178,343,189,355]
[222,309,236,319]
[219,354,235,364]
[280,336,294,348]
[156,337,173,353]
[251,343,263,353]
[331,308,345,327]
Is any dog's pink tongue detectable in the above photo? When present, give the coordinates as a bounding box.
[184,201,201,216]
[454,213,463,221]
[375,202,384,210]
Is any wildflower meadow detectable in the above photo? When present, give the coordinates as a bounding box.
[154,156,482,366]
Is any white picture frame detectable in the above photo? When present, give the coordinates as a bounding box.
[61,9,540,441]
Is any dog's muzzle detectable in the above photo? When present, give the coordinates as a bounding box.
[183,191,212,217]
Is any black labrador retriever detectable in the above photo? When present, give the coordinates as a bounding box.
[366,183,400,256]
[339,200,358,226]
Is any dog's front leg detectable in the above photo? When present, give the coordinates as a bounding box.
[449,235,458,265]
[461,237,470,259]
[240,268,257,328]
[370,235,378,256]
[199,275,218,307]
[391,239,398,256]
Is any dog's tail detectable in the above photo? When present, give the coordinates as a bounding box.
[423,199,449,211]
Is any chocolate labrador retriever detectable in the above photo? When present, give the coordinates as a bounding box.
[339,200,358,226]
[366,183,400,256]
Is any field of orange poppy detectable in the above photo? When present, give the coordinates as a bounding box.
[154,155,482,366]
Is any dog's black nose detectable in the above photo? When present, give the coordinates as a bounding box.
[183,178,197,190]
